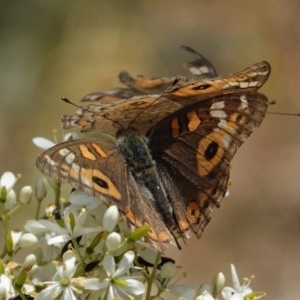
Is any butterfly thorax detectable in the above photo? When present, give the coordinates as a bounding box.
[116,127,176,228]
[116,127,155,176]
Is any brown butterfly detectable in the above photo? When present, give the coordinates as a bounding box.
[36,48,270,252]
[62,59,270,136]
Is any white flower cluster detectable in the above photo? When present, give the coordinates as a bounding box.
[0,134,266,300]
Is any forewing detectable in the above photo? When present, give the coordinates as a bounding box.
[165,61,270,105]
[149,91,268,238]
[36,139,175,252]
[36,139,129,208]
[62,61,270,137]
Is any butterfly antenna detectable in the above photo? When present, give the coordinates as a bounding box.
[61,97,124,130]
[127,77,181,129]
[267,112,300,116]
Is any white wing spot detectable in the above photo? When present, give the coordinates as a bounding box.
[72,163,81,173]
[222,134,232,149]
[59,148,70,156]
[218,119,237,135]
[249,81,259,87]
[81,175,92,187]
[240,95,248,109]
[211,101,225,110]
[44,155,56,166]
[228,81,239,87]
[211,101,226,118]
[221,83,230,89]
[65,152,75,164]
[239,82,249,88]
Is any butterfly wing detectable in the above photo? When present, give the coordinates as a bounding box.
[62,61,270,137]
[36,138,176,251]
[165,61,270,105]
[148,91,268,238]
[180,45,218,78]
[118,46,219,95]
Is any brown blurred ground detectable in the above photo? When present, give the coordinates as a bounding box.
[0,1,300,299]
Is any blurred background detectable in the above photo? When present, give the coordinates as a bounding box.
[1,1,300,299]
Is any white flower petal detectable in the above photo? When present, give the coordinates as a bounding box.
[0,274,15,298]
[103,255,115,277]
[33,137,56,150]
[230,264,240,291]
[108,284,118,300]
[0,172,17,193]
[0,283,7,299]
[196,290,214,300]
[170,284,198,297]
[61,251,76,278]
[136,244,159,265]
[73,208,88,234]
[11,230,22,249]
[83,278,110,290]
[24,220,48,235]
[222,287,243,300]
[115,251,134,277]
[121,278,145,295]
[39,220,68,235]
[64,132,79,141]
[35,283,62,300]
[47,234,70,245]
[32,263,56,285]
[62,287,77,300]
[69,192,100,207]
[181,287,196,300]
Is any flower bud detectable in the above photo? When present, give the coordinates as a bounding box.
[35,177,47,200]
[0,259,5,275]
[106,232,122,251]
[27,264,39,277]
[20,186,33,204]
[18,233,38,248]
[198,284,212,296]
[34,247,44,264]
[102,205,119,232]
[160,262,176,278]
[11,230,22,250]
[5,189,17,210]
[0,186,7,202]
[87,232,103,253]
[128,225,150,242]
[6,233,14,255]
[47,178,60,190]
[212,272,225,296]
[22,254,36,272]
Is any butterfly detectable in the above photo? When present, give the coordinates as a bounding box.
[62,57,270,136]
[36,48,270,252]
